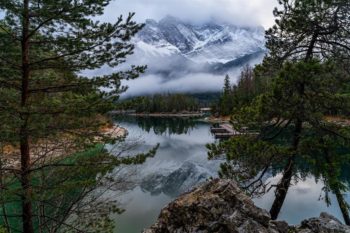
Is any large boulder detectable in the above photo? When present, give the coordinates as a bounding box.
[295,212,350,233]
[143,179,350,233]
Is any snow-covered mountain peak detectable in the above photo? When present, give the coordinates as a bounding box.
[159,15,183,25]
[136,16,266,65]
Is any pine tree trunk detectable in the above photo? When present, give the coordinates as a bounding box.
[335,191,350,225]
[270,119,302,220]
[269,29,319,220]
[20,0,34,232]
[20,131,33,233]
[269,157,294,220]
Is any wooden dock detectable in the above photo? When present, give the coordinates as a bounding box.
[210,123,255,139]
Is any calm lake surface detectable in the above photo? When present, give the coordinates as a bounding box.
[108,116,349,233]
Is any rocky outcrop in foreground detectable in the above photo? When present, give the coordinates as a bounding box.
[144,179,350,233]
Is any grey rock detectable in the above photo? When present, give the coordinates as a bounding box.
[143,179,350,233]
[144,179,280,233]
[297,212,350,233]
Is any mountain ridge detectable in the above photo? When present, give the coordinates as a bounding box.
[119,16,267,97]
[135,15,266,72]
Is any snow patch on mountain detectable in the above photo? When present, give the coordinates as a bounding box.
[136,41,180,57]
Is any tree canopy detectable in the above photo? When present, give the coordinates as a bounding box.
[0,1,156,232]
[208,0,350,224]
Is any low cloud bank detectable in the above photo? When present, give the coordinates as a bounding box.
[121,71,240,98]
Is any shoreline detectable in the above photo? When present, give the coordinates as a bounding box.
[2,125,128,169]
[102,125,128,138]
[124,113,205,118]
[111,111,232,124]
[198,116,230,124]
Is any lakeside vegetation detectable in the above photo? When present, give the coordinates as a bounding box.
[0,1,157,232]
[216,64,350,118]
[0,145,106,232]
[214,66,259,116]
[116,93,201,113]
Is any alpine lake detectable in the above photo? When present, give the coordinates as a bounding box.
[105,116,350,233]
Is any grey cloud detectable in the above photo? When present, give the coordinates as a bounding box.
[102,0,278,28]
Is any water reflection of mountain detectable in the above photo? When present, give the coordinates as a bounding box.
[112,117,350,232]
[110,116,219,198]
[140,161,214,197]
[113,116,200,135]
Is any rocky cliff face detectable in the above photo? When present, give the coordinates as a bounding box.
[144,179,350,233]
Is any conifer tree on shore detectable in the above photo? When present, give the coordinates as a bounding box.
[0,1,156,232]
[208,0,350,223]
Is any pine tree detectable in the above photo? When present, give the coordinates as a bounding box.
[266,0,350,64]
[265,0,350,220]
[208,0,350,223]
[219,75,232,116]
[217,66,259,116]
[0,1,156,232]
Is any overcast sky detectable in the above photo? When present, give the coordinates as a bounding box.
[102,0,278,28]
[0,1,277,28]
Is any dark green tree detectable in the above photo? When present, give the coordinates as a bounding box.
[209,0,350,223]
[216,66,261,116]
[209,59,350,222]
[219,75,232,116]
[0,1,156,232]
[231,65,256,111]
[265,0,350,220]
[266,0,350,64]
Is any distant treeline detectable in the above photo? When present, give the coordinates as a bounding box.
[190,93,221,106]
[116,93,201,113]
